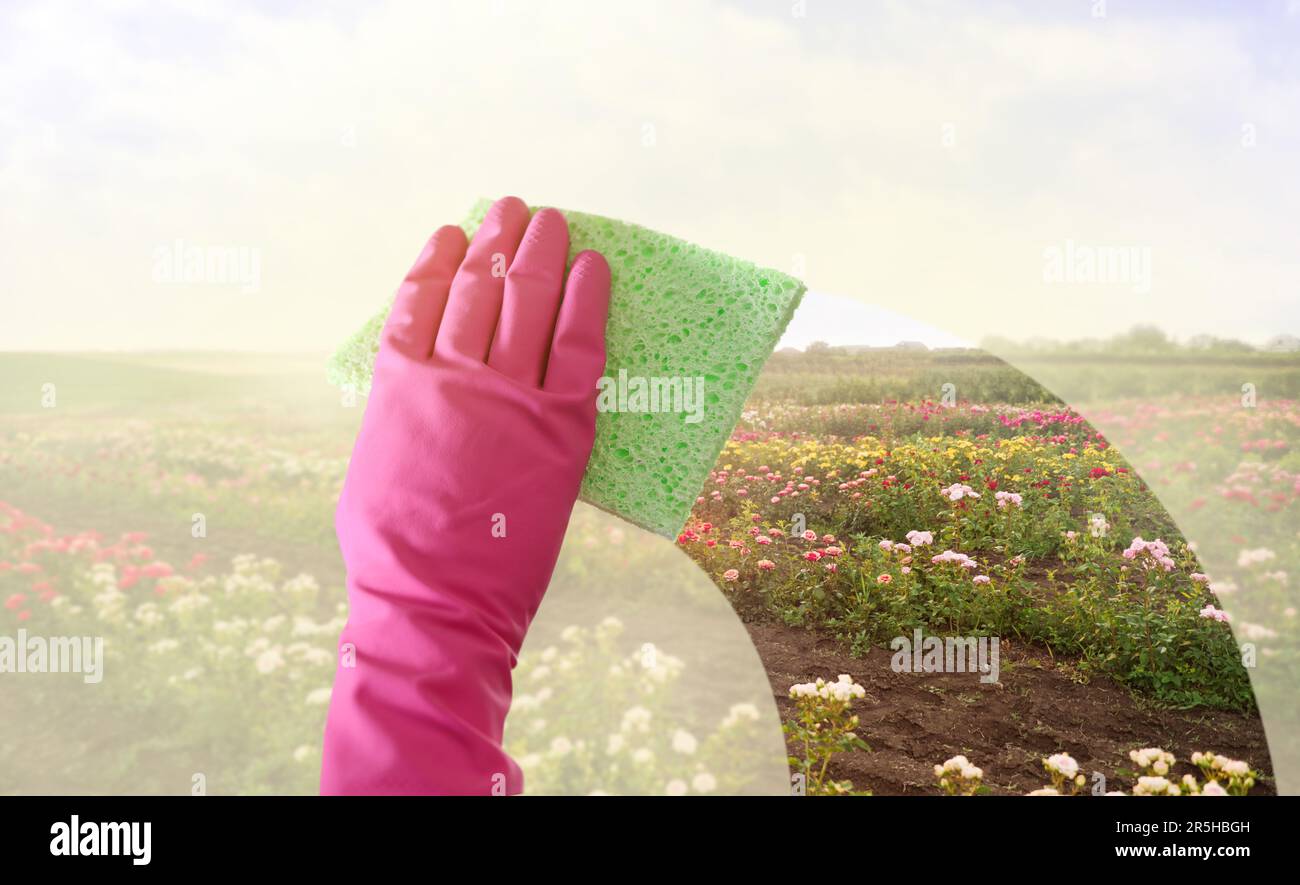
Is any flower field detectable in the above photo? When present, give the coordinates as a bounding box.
[673,373,1300,792]
[0,354,788,795]
[680,401,1257,711]
[1,348,1295,795]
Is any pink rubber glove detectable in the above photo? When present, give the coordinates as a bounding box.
[320,196,610,795]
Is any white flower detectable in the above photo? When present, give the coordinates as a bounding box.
[665,779,688,796]
[1133,776,1179,796]
[621,706,652,733]
[254,647,284,674]
[292,745,317,763]
[549,736,573,757]
[282,574,319,596]
[790,674,865,702]
[305,687,332,705]
[1199,781,1228,796]
[169,594,210,615]
[1236,548,1276,568]
[133,602,163,627]
[672,729,698,755]
[935,755,982,782]
[1128,747,1175,774]
[692,772,717,793]
[1220,759,1250,777]
[1237,622,1277,641]
[721,702,760,728]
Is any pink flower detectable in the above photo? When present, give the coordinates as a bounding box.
[4,593,26,610]
[905,530,934,547]
[1200,604,1231,623]
[972,575,991,585]
[757,559,776,571]
[931,549,976,568]
[802,530,817,542]
[1123,537,1175,571]
[722,569,740,583]
[941,483,980,502]
[994,491,1023,509]
[822,546,841,557]
[803,551,822,562]
[877,574,892,585]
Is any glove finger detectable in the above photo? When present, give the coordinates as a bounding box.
[543,250,610,396]
[487,208,569,387]
[435,196,530,362]
[381,225,468,361]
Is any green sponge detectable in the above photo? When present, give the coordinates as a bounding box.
[329,200,804,538]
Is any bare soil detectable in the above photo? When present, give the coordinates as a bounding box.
[749,621,1275,795]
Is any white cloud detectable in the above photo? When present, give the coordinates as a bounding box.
[0,0,1296,350]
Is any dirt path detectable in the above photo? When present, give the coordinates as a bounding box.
[749,622,1275,795]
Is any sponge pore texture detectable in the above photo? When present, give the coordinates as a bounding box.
[329,199,804,538]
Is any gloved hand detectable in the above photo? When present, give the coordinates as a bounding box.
[321,196,610,795]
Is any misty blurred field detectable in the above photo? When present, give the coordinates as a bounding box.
[0,351,787,795]
[2,341,1298,794]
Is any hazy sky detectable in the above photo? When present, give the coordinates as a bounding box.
[2,0,1297,351]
